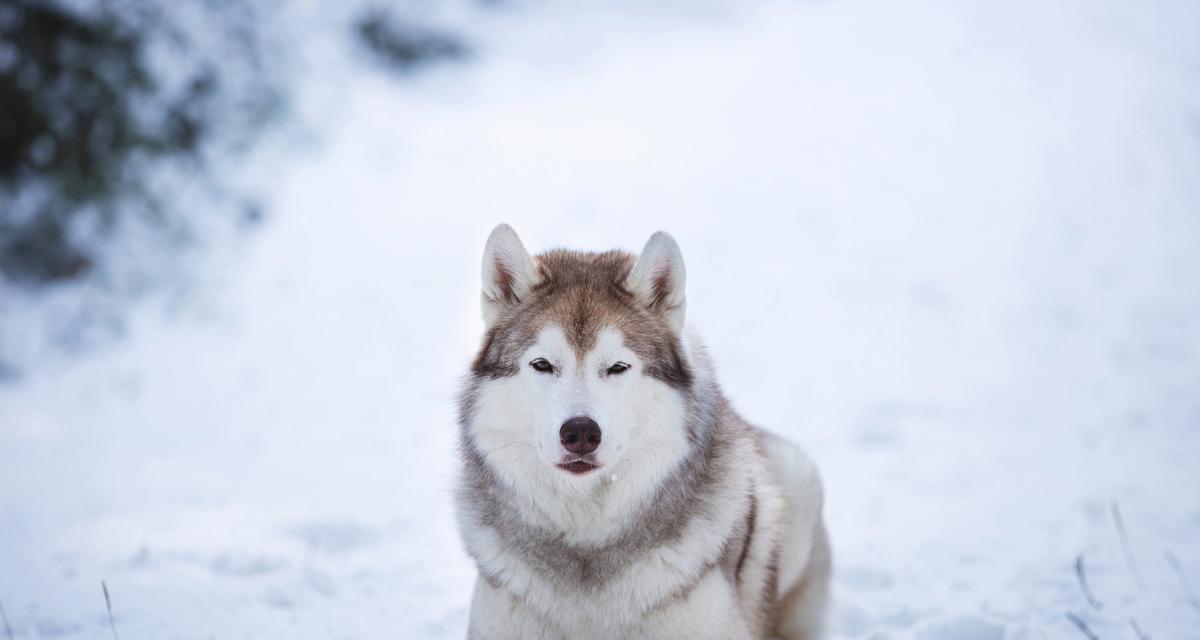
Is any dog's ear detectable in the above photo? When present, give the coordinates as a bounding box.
[627,231,687,334]
[481,224,539,327]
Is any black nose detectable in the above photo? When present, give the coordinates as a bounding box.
[559,416,601,455]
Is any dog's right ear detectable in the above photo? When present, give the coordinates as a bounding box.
[481,223,538,327]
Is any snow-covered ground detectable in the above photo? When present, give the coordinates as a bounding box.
[3,0,1200,637]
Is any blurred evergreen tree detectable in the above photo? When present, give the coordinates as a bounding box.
[0,0,279,285]
[355,8,468,74]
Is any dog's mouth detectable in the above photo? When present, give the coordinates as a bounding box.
[557,458,600,475]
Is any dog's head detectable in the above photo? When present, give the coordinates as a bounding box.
[464,224,695,482]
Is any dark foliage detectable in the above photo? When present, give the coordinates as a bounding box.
[356,9,468,74]
[0,0,278,285]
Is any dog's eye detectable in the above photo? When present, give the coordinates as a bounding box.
[530,358,554,373]
[606,362,631,375]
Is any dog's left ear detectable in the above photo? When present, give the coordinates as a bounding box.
[627,231,687,335]
[481,224,539,327]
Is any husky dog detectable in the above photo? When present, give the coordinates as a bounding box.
[456,225,830,639]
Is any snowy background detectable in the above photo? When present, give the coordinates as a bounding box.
[3,0,1200,638]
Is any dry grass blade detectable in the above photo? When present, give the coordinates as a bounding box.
[1065,612,1100,640]
[1165,551,1200,612]
[102,581,119,640]
[0,597,14,640]
[1074,554,1103,609]
[1111,501,1145,591]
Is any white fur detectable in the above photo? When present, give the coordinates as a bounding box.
[469,325,692,545]
[460,229,830,639]
[462,413,759,637]
[461,330,831,639]
[468,564,757,640]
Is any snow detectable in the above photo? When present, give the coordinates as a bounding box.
[3,0,1200,637]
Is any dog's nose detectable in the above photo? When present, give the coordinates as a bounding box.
[559,416,601,455]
